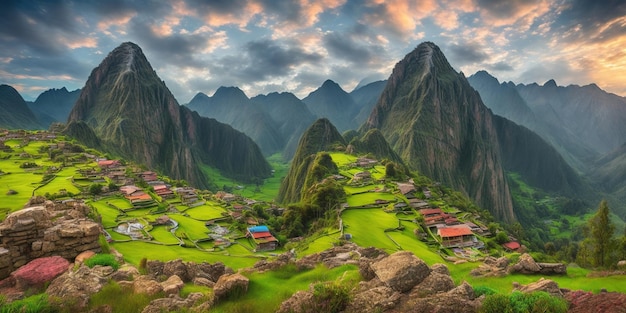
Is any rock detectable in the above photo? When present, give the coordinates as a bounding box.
[411,271,455,296]
[399,282,480,313]
[111,264,140,281]
[509,253,541,274]
[370,251,430,292]
[358,258,376,281]
[46,264,111,309]
[513,277,563,297]
[213,273,249,302]
[345,286,401,313]
[618,260,626,270]
[537,262,567,275]
[141,292,208,313]
[134,276,164,296]
[431,263,450,275]
[187,261,230,282]
[74,250,96,265]
[161,274,184,296]
[565,290,626,313]
[193,277,214,288]
[11,256,70,291]
[276,290,315,313]
[162,259,189,281]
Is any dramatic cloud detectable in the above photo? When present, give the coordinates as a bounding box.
[0,0,625,101]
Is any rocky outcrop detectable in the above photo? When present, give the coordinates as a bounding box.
[279,251,481,313]
[470,256,510,277]
[213,273,249,302]
[565,290,626,313]
[513,277,564,297]
[370,251,430,292]
[161,274,184,296]
[0,201,101,279]
[46,265,113,309]
[509,253,566,275]
[145,259,231,283]
[141,292,208,313]
[9,256,70,292]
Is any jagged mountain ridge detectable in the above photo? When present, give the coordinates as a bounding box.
[350,80,387,127]
[468,71,626,173]
[250,92,317,160]
[0,84,42,130]
[67,42,271,188]
[302,80,360,132]
[27,87,81,128]
[185,88,284,156]
[362,42,515,222]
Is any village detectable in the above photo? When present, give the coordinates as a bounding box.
[0,129,521,263]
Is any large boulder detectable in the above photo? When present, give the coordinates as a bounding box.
[46,264,111,309]
[11,256,70,291]
[161,274,184,296]
[513,277,563,297]
[509,253,541,274]
[276,290,315,313]
[133,276,164,296]
[370,251,430,292]
[141,292,207,313]
[398,282,480,313]
[213,273,249,302]
[345,286,401,313]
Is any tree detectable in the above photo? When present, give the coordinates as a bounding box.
[89,183,103,196]
[584,200,615,268]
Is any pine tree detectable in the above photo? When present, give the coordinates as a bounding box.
[588,200,615,268]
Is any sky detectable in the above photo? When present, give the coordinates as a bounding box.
[1,0,625,103]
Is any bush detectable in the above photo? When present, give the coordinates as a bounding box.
[0,293,57,313]
[480,292,568,313]
[84,254,119,270]
[474,285,497,297]
[98,234,110,254]
[309,282,351,313]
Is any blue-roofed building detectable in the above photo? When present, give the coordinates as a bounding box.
[246,225,278,251]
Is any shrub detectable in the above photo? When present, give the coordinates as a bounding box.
[480,294,512,313]
[480,292,568,313]
[309,282,351,313]
[139,257,148,275]
[474,286,497,297]
[89,280,156,313]
[0,293,56,313]
[98,234,110,254]
[84,254,119,270]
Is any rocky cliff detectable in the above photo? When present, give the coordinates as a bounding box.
[362,42,515,221]
[0,198,101,280]
[67,42,271,188]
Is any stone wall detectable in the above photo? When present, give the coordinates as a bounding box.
[0,201,101,279]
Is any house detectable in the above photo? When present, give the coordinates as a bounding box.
[353,171,372,181]
[437,224,476,248]
[397,182,416,196]
[97,159,121,169]
[140,171,158,182]
[502,241,521,252]
[153,184,174,199]
[356,157,377,168]
[423,187,432,198]
[408,198,429,209]
[246,225,278,251]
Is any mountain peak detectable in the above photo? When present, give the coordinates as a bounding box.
[471,70,499,84]
[213,86,249,101]
[543,79,557,88]
[320,79,343,90]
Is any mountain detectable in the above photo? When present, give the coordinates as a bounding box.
[590,144,626,204]
[362,42,516,221]
[469,71,626,173]
[250,92,317,160]
[0,84,42,130]
[66,42,271,188]
[27,87,80,128]
[347,128,404,165]
[277,118,347,204]
[302,80,359,132]
[350,80,387,127]
[185,88,284,156]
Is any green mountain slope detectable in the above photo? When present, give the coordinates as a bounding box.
[362,42,515,222]
[66,42,271,188]
[0,84,42,130]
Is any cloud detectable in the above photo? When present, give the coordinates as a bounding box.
[322,26,386,65]
[486,61,514,71]
[445,42,489,65]
[476,0,552,29]
[554,0,626,44]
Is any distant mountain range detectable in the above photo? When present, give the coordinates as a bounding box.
[2,41,624,221]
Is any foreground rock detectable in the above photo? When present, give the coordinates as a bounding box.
[46,264,112,309]
[0,199,101,279]
[565,290,626,313]
[278,250,481,313]
[213,273,249,302]
[509,253,566,275]
[513,277,564,297]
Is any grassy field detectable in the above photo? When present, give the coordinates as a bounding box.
[346,192,397,207]
[211,264,360,313]
[341,208,402,253]
[185,203,226,220]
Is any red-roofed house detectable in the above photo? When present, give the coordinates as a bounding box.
[246,225,278,251]
[437,224,476,248]
[503,241,521,251]
[98,159,121,169]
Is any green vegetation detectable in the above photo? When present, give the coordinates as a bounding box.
[479,291,568,313]
[87,280,158,313]
[84,254,119,270]
[0,294,56,313]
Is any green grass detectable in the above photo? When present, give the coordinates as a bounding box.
[185,204,226,220]
[301,234,340,255]
[210,264,360,313]
[346,192,396,207]
[169,214,209,240]
[342,208,401,253]
[88,200,120,228]
[111,241,258,270]
[329,153,357,167]
[88,280,158,313]
[343,184,387,194]
[149,226,180,245]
